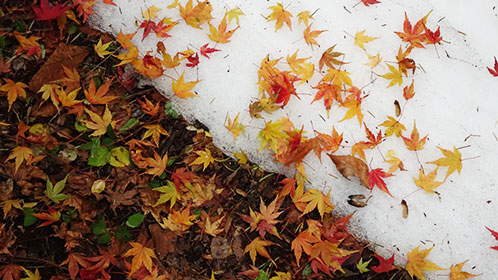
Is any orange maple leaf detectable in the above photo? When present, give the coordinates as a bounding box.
[303,24,325,49]
[294,189,334,220]
[241,197,283,239]
[145,151,168,177]
[32,206,60,227]
[161,204,197,232]
[403,80,415,100]
[208,15,239,44]
[0,78,28,111]
[368,168,394,197]
[243,237,276,265]
[123,242,157,277]
[131,53,164,79]
[394,12,431,48]
[314,126,343,160]
[83,106,116,136]
[291,231,319,265]
[179,0,213,29]
[84,78,118,105]
[14,31,41,56]
[137,97,160,116]
[402,122,427,151]
[312,82,342,112]
[61,253,91,280]
[449,260,480,280]
[267,3,292,31]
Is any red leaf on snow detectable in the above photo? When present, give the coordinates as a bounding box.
[361,0,381,6]
[186,53,200,68]
[368,168,394,197]
[486,227,498,251]
[139,20,157,41]
[371,254,396,273]
[33,0,69,21]
[488,57,498,77]
[103,0,117,6]
[424,26,442,45]
[200,43,220,58]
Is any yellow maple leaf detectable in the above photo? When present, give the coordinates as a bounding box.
[406,246,445,280]
[116,30,136,49]
[203,215,224,237]
[94,38,112,58]
[21,267,41,280]
[381,64,403,88]
[58,87,83,108]
[379,116,406,137]
[179,0,213,29]
[38,84,61,109]
[303,24,325,49]
[142,5,161,20]
[208,15,239,44]
[294,188,334,219]
[226,7,244,25]
[354,30,379,50]
[225,113,245,141]
[2,199,22,219]
[82,106,116,136]
[123,242,157,276]
[258,118,293,153]
[449,260,480,280]
[190,148,214,171]
[413,167,443,193]
[428,146,462,179]
[115,46,138,66]
[270,272,292,280]
[243,237,276,265]
[297,11,313,26]
[267,3,292,31]
[0,78,28,111]
[172,72,199,99]
[234,150,248,164]
[161,204,197,232]
[167,0,180,9]
[161,52,180,68]
[6,146,33,173]
[14,31,41,56]
[142,124,169,147]
[322,68,352,87]
[385,150,405,174]
[340,95,364,126]
[154,180,180,208]
[365,52,382,69]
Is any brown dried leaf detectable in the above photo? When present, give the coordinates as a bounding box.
[328,154,369,188]
[29,43,88,92]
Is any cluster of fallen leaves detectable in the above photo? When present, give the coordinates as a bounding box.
[0,0,494,279]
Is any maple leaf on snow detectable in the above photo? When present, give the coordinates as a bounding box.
[402,121,427,151]
[486,227,498,251]
[303,24,325,49]
[449,260,480,280]
[123,242,157,277]
[395,12,431,48]
[371,254,395,273]
[428,146,462,179]
[354,30,378,50]
[179,0,213,29]
[208,15,239,44]
[200,43,220,59]
[33,0,69,20]
[406,246,444,280]
[488,57,498,77]
[413,167,443,193]
[172,72,199,99]
[379,116,406,137]
[381,63,403,87]
[267,3,292,31]
[361,0,381,7]
[294,188,334,219]
[368,168,394,197]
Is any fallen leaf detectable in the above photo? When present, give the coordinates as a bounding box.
[413,167,443,193]
[428,146,462,179]
[354,30,378,50]
[328,154,369,188]
[371,254,395,273]
[243,237,276,265]
[172,72,199,99]
[406,246,444,280]
[450,260,479,280]
[123,242,157,276]
[267,3,292,31]
[0,79,28,111]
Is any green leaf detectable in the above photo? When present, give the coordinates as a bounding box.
[126,213,144,228]
[91,215,107,235]
[118,118,139,133]
[88,138,110,167]
[116,225,132,242]
[45,174,70,204]
[356,257,372,273]
[106,124,117,140]
[164,101,179,119]
[109,146,130,167]
[98,233,111,245]
[254,270,269,280]
[149,181,161,189]
[23,208,37,227]
[153,180,180,208]
[302,264,312,276]
[74,119,87,132]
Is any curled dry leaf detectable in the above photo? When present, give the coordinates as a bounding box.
[328,154,369,188]
[401,199,408,218]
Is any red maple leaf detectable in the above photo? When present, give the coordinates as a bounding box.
[139,20,157,41]
[271,72,300,107]
[361,0,381,6]
[424,26,442,45]
[200,43,220,59]
[33,0,69,21]
[371,254,395,273]
[368,168,394,197]
[186,53,200,68]
[488,57,498,77]
[486,227,498,251]
[103,0,117,6]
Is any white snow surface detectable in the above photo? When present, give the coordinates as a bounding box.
[90,0,498,278]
